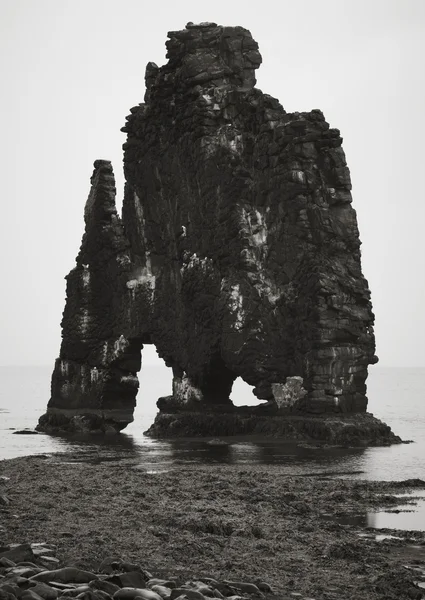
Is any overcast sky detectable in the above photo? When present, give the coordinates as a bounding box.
[0,0,424,367]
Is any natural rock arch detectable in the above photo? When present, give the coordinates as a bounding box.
[37,22,386,441]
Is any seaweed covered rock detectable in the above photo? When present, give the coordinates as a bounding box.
[37,22,389,441]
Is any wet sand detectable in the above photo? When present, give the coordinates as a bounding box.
[1,454,425,599]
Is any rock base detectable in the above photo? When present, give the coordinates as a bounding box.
[36,408,133,435]
[144,411,402,447]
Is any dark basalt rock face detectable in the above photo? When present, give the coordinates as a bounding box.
[37,22,391,442]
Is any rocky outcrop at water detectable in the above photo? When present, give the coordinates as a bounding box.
[37,22,389,441]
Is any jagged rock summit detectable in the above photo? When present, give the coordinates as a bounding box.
[37,23,398,445]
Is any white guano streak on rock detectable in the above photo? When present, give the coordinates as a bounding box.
[60,360,69,377]
[120,374,138,385]
[101,342,109,365]
[180,252,213,274]
[80,309,90,334]
[202,93,213,105]
[174,372,203,403]
[128,192,156,296]
[116,253,131,267]
[229,283,245,331]
[126,264,156,291]
[113,335,129,359]
[200,126,243,158]
[272,377,307,408]
[90,367,99,384]
[81,265,90,289]
[240,207,282,305]
[291,170,306,184]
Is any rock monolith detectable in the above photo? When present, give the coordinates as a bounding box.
[38,23,396,444]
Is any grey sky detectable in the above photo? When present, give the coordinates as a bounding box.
[1,0,424,367]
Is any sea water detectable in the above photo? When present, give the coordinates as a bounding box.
[1,363,425,530]
[0,364,424,482]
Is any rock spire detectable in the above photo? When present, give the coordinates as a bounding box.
[37,23,386,442]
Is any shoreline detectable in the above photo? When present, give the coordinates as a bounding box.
[36,409,403,449]
[1,454,425,599]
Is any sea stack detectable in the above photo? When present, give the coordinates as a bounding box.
[37,23,398,445]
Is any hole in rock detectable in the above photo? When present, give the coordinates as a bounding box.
[128,345,172,434]
[231,378,264,407]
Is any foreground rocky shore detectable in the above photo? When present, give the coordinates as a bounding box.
[1,456,425,600]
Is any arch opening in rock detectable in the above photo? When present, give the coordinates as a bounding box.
[231,378,263,408]
[131,345,173,434]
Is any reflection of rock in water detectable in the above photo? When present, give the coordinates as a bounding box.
[163,439,369,471]
[36,22,399,446]
[50,432,140,463]
[53,431,137,449]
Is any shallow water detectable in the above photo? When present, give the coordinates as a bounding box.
[370,493,425,530]
[322,492,425,532]
[1,363,425,530]
[1,364,424,482]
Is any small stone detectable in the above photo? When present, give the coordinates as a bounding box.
[1,584,21,597]
[198,581,218,589]
[76,592,110,600]
[47,584,76,591]
[30,568,99,585]
[28,584,59,600]
[170,591,205,600]
[21,591,45,600]
[150,586,172,600]
[39,558,60,566]
[0,545,35,564]
[0,495,10,507]
[222,582,261,596]
[60,587,90,597]
[98,558,143,575]
[0,557,16,568]
[190,584,215,598]
[18,563,45,570]
[89,580,120,596]
[10,567,40,578]
[113,590,162,600]
[32,548,55,557]
[147,582,176,591]
[257,582,272,593]
[107,571,148,589]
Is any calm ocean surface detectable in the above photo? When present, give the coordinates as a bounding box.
[1,364,424,480]
[1,365,425,530]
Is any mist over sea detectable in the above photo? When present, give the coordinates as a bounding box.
[1,365,424,482]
